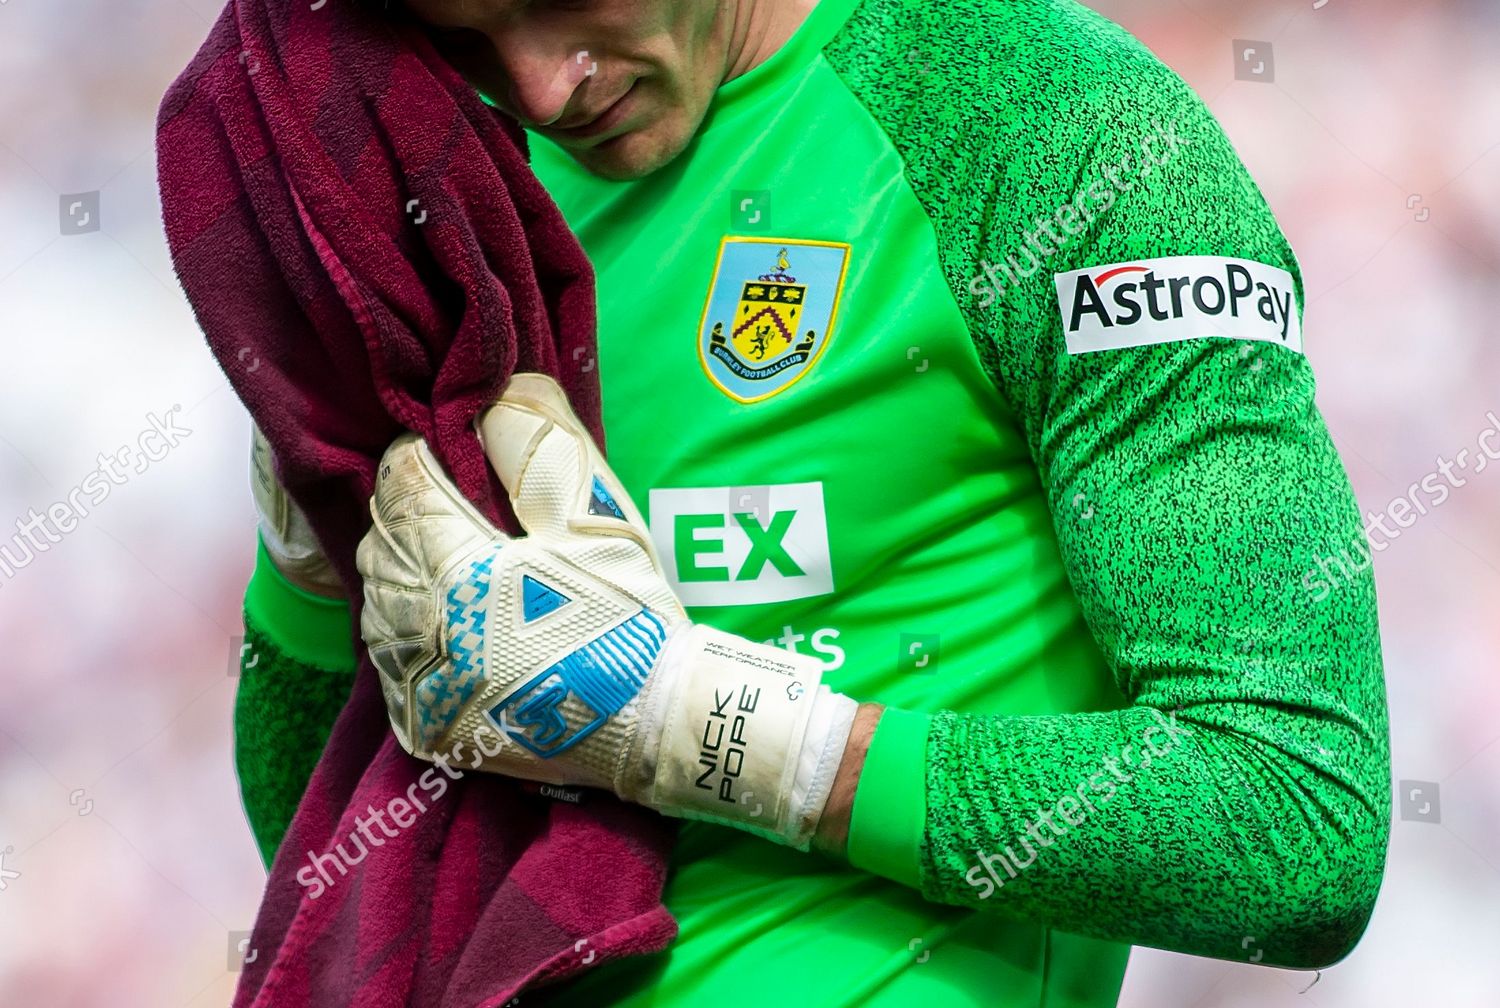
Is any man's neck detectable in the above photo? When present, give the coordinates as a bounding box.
[721,0,821,83]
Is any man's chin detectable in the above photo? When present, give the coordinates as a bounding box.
[557,118,693,181]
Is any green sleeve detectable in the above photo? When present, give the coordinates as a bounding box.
[235,534,359,867]
[845,707,930,889]
[827,0,1389,970]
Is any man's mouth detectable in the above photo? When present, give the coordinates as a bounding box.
[549,82,638,141]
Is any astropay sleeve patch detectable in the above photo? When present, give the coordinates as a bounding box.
[1054,256,1303,356]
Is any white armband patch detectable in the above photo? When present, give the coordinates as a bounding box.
[1054,255,1303,356]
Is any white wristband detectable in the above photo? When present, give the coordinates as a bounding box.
[788,682,859,848]
[627,623,857,849]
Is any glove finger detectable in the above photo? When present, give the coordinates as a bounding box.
[359,433,506,757]
[357,589,424,751]
[358,576,435,684]
[365,433,508,587]
[476,373,653,551]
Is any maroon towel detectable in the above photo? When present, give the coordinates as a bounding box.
[155,1,677,1004]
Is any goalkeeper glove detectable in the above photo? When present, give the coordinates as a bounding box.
[354,373,857,850]
[251,423,342,598]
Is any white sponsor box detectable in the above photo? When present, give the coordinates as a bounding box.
[1055,255,1303,355]
[647,482,833,607]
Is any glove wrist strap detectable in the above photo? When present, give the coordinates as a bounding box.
[626,623,856,849]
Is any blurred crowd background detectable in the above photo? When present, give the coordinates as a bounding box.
[1,0,1496,1004]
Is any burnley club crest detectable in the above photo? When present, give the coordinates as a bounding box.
[697,237,851,403]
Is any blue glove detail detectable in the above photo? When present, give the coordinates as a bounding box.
[490,608,668,758]
[414,553,496,749]
[521,573,572,622]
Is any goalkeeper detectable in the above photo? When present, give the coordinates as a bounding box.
[236,0,1391,1005]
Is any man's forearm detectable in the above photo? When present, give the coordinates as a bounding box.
[811,702,884,857]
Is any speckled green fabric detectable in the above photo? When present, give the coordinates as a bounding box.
[234,607,356,868]
[822,0,1389,970]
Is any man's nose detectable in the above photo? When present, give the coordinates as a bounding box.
[492,34,592,127]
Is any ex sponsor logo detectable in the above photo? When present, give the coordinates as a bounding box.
[647,483,833,606]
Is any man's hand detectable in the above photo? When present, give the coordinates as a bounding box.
[355,373,858,850]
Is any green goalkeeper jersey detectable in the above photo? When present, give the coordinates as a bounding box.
[234,0,1389,1005]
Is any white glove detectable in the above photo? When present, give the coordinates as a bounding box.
[354,373,857,849]
[251,423,343,598]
